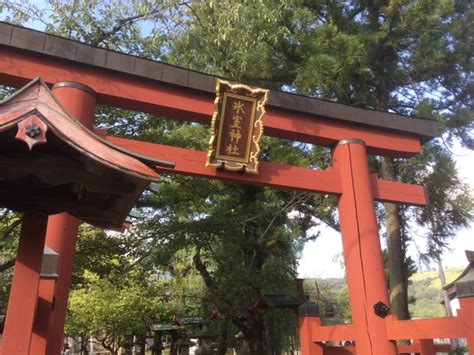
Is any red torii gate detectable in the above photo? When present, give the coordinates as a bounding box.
[0,22,472,355]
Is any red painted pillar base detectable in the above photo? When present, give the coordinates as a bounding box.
[332,139,397,354]
[413,338,435,355]
[1,212,48,355]
[43,214,80,355]
[30,279,56,353]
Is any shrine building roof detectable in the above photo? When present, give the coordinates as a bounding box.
[0,77,175,230]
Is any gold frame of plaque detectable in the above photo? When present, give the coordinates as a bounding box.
[206,79,269,174]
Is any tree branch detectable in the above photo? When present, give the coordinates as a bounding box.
[193,249,251,336]
[179,2,204,28]
[2,218,21,240]
[0,258,15,273]
[91,5,165,46]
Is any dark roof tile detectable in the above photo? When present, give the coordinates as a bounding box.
[0,22,13,45]
[134,57,163,81]
[162,64,189,86]
[75,43,107,66]
[105,50,135,74]
[44,35,77,61]
[188,70,215,93]
[11,26,45,52]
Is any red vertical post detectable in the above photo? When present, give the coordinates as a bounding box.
[458,297,474,354]
[298,301,323,355]
[31,214,80,355]
[30,82,96,355]
[413,339,436,355]
[29,279,56,352]
[332,139,397,354]
[298,317,323,355]
[1,212,48,355]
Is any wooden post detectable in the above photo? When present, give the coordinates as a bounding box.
[456,261,474,355]
[413,339,436,355]
[453,251,474,354]
[30,82,96,355]
[458,297,474,355]
[1,212,48,355]
[298,301,323,355]
[332,139,397,354]
[30,279,56,353]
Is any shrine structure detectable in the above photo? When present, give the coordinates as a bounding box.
[0,22,472,355]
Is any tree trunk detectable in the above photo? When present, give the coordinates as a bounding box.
[245,317,264,355]
[376,82,410,321]
[216,320,229,355]
[438,259,453,317]
[438,258,459,349]
[381,157,410,320]
[138,336,146,355]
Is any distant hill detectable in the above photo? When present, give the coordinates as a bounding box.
[304,267,465,320]
[409,267,464,318]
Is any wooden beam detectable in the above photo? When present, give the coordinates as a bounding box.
[106,136,342,195]
[106,136,427,205]
[0,48,422,157]
[370,175,427,206]
[385,316,465,340]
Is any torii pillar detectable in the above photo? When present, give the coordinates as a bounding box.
[333,139,397,354]
[30,82,96,355]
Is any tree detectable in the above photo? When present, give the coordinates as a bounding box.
[66,269,169,355]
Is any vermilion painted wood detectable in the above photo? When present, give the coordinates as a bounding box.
[265,108,422,158]
[298,317,322,355]
[1,212,48,355]
[369,175,426,206]
[333,141,397,354]
[42,214,81,355]
[413,339,436,355]
[385,315,465,339]
[52,82,96,128]
[457,298,474,354]
[30,84,97,355]
[106,136,428,205]
[43,83,97,355]
[106,136,342,195]
[30,279,56,353]
[0,48,422,157]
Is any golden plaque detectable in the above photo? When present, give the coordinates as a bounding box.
[206,79,268,174]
